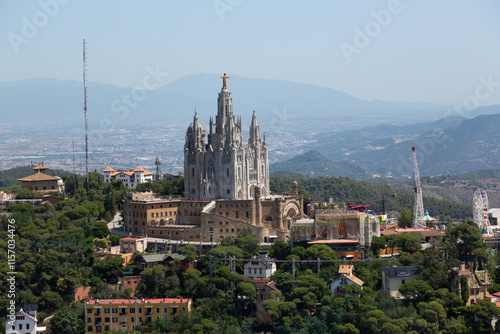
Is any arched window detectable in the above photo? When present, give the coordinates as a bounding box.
[191,188,196,194]
[192,168,194,177]
[227,189,231,194]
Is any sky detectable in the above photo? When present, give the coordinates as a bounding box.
[1,0,500,105]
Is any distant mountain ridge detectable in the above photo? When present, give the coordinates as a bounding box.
[0,74,449,127]
[270,150,368,179]
[307,113,500,177]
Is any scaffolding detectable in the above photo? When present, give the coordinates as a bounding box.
[292,207,380,247]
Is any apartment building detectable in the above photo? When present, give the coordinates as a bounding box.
[85,297,192,333]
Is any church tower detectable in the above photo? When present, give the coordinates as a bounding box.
[184,73,269,200]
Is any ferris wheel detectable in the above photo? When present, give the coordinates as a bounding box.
[473,189,491,235]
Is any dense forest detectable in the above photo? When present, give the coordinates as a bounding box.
[270,176,472,220]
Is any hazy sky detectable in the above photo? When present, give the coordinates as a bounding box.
[1,1,500,105]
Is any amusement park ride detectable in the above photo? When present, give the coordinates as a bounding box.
[474,188,492,235]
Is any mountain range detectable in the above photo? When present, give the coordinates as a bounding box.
[0,74,449,128]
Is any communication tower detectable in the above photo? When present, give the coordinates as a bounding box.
[83,39,89,186]
[412,147,425,227]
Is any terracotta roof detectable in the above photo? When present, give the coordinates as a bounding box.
[133,166,146,172]
[144,171,153,175]
[308,240,359,244]
[103,166,115,172]
[496,302,500,308]
[347,275,364,286]
[266,280,280,292]
[18,173,59,182]
[339,265,354,274]
[87,298,190,305]
[32,164,48,171]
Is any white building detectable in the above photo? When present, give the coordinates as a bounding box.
[5,305,46,334]
[244,254,276,279]
[102,166,153,189]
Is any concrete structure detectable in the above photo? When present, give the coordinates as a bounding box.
[449,263,493,305]
[489,208,500,226]
[184,73,269,200]
[330,264,364,297]
[254,278,281,322]
[120,236,147,253]
[5,304,46,333]
[103,166,153,189]
[17,163,63,193]
[85,297,192,333]
[123,188,302,243]
[381,266,420,299]
[243,254,277,279]
[1,197,42,211]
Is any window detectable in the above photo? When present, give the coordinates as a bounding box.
[130,308,135,313]
[88,326,93,332]
[226,189,230,194]
[105,317,110,323]
[157,307,160,313]
[236,212,239,218]
[164,307,168,313]
[139,308,142,314]
[246,211,249,218]
[88,308,92,314]
[105,308,110,314]
[112,308,117,314]
[131,316,134,322]
[172,308,178,315]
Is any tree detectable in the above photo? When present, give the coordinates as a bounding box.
[446,220,486,261]
[269,239,290,260]
[371,236,387,256]
[91,221,110,239]
[235,228,260,257]
[178,244,197,261]
[51,307,81,334]
[398,207,413,228]
[460,275,469,305]
[338,323,360,334]
[39,290,65,310]
[93,237,109,251]
[399,280,433,302]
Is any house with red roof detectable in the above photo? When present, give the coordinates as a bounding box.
[103,166,154,189]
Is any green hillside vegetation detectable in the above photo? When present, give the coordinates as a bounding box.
[271,176,471,219]
[270,150,368,179]
[0,164,72,188]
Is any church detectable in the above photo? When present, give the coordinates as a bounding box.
[184,73,270,200]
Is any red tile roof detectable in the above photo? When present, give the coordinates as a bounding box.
[18,173,59,182]
[103,166,115,172]
[87,298,190,305]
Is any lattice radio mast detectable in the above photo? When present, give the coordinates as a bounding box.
[83,39,89,186]
[412,147,425,227]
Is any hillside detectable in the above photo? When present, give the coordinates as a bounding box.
[389,169,500,208]
[271,176,471,220]
[270,150,368,179]
[0,165,73,188]
[309,113,500,177]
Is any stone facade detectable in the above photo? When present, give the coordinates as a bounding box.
[184,74,269,200]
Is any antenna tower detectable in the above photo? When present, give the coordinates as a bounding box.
[83,39,89,186]
[155,156,162,180]
[72,140,78,191]
[412,147,425,227]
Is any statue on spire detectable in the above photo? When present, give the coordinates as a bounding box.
[221,73,230,90]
